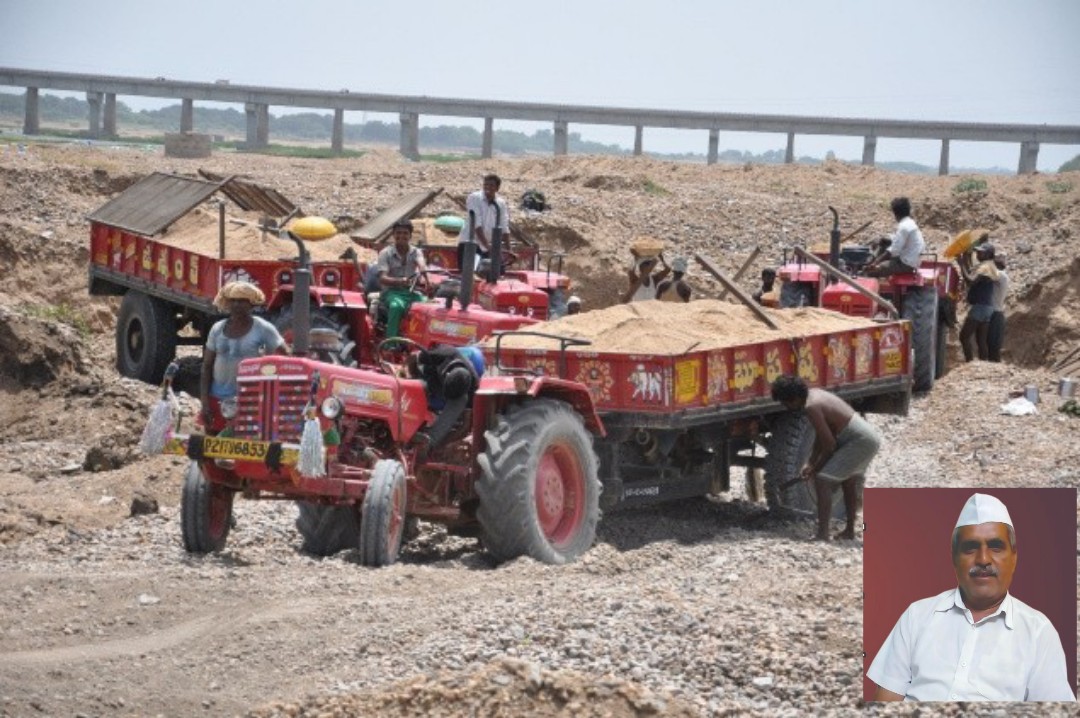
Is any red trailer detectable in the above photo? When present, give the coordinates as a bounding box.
[88,173,537,389]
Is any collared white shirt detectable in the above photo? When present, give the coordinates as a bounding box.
[888,216,926,269]
[868,589,1074,702]
[458,190,509,245]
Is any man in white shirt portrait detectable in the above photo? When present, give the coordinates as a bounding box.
[866,492,1075,702]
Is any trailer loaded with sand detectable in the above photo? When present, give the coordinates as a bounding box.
[486,299,913,516]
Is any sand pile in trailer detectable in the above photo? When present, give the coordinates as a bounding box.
[154,206,378,264]
[489,300,881,355]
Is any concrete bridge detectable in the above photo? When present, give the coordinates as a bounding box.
[3,66,1079,175]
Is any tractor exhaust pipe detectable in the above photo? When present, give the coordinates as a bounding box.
[828,205,841,276]
[458,210,476,311]
[488,202,502,283]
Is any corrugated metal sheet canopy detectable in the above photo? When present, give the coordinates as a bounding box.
[86,173,222,236]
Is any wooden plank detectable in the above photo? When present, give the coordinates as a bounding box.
[693,252,779,330]
[792,246,898,318]
[351,188,442,243]
[717,246,761,300]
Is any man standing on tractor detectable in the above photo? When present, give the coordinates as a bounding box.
[957,242,1000,362]
[377,220,428,339]
[866,197,926,277]
[771,375,882,542]
[458,174,510,271]
[200,281,287,433]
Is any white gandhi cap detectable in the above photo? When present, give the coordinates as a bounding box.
[955,493,1013,529]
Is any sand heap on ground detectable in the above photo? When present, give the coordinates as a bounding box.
[488,299,879,355]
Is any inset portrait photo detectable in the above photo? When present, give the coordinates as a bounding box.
[863,488,1076,702]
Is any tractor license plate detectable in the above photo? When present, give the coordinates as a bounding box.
[202,436,271,461]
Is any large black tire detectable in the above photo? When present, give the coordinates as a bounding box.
[295,502,359,557]
[476,399,600,565]
[116,290,178,384]
[902,286,939,392]
[273,306,355,366]
[763,413,845,519]
[934,318,948,380]
[181,462,234,553]
[358,460,408,567]
[779,282,814,309]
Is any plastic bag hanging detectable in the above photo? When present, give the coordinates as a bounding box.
[297,372,326,477]
[139,362,180,455]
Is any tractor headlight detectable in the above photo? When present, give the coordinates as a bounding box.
[320,396,343,419]
[220,397,238,419]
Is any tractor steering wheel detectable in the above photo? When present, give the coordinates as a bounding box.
[375,336,425,376]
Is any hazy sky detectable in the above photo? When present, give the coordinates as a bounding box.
[2,0,1078,171]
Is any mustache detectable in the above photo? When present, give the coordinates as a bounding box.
[969,566,998,577]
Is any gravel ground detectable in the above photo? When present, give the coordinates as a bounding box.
[0,141,1078,717]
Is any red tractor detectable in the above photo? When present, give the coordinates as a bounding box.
[774,208,961,392]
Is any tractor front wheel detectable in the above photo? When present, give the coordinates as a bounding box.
[476,399,600,564]
[181,462,234,553]
[358,460,408,567]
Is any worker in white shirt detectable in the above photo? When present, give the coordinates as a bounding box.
[988,253,1010,362]
[866,197,926,277]
[457,174,510,271]
[867,493,1074,702]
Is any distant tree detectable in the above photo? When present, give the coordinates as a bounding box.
[1060,155,1080,172]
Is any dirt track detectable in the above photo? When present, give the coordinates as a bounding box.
[0,141,1078,716]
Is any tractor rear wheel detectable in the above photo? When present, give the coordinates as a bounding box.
[181,462,234,553]
[295,502,359,557]
[902,286,939,392]
[763,413,845,519]
[358,460,408,567]
[476,399,600,564]
[116,291,177,384]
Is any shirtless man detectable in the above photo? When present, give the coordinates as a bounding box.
[770,375,882,540]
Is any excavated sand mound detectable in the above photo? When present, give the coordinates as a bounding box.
[490,299,878,354]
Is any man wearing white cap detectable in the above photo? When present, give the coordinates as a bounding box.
[867,493,1074,702]
[656,256,693,303]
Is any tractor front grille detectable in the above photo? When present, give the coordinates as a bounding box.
[234,375,310,443]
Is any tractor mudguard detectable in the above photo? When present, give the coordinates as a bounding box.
[474,376,605,438]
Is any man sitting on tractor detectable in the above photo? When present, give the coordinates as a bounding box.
[865,197,925,277]
[376,220,428,338]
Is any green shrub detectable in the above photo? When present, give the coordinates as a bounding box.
[1045,180,1073,194]
[953,178,987,194]
[21,303,91,337]
[642,178,670,196]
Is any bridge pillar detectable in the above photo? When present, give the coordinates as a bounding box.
[1018,141,1040,175]
[938,139,950,176]
[244,103,269,149]
[862,135,877,166]
[634,125,643,156]
[482,117,493,158]
[103,93,117,137]
[399,112,419,160]
[785,132,795,164]
[23,87,39,135]
[331,109,344,154]
[553,120,568,155]
[86,92,102,138]
[256,104,269,147]
[180,98,194,132]
[707,129,719,165]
